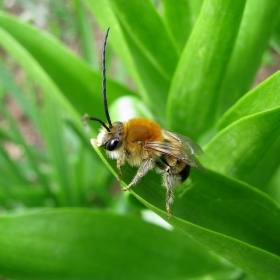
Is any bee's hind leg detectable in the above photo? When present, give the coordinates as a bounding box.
[122,157,154,191]
[155,161,174,219]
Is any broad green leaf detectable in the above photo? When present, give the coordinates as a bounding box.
[110,0,179,79]
[0,209,227,279]
[162,0,192,53]
[0,11,134,123]
[218,0,280,114]
[167,0,246,139]
[218,71,280,130]
[91,142,280,279]
[243,135,280,191]
[203,106,280,188]
[167,211,280,280]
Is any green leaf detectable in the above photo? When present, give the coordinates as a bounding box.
[41,98,71,206]
[167,0,246,138]
[169,213,280,280]
[0,12,115,206]
[0,63,53,191]
[0,209,227,279]
[218,71,280,130]
[188,0,204,19]
[218,0,280,114]
[119,26,169,117]
[84,0,175,117]
[268,166,280,204]
[0,11,134,124]
[110,0,179,80]
[271,13,280,53]
[82,0,150,103]
[0,185,47,208]
[215,72,280,189]
[0,146,27,186]
[162,0,193,53]
[203,106,280,188]
[0,58,40,129]
[91,142,280,279]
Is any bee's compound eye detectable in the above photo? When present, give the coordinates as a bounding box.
[105,138,119,151]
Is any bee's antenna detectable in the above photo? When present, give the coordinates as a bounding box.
[82,114,111,133]
[102,27,113,129]
[82,28,112,133]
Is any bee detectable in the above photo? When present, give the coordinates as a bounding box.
[83,28,205,218]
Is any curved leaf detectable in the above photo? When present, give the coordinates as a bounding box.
[167,0,246,138]
[92,141,280,253]
[0,26,78,120]
[0,209,226,279]
[110,0,179,80]
[91,141,280,279]
[218,71,280,130]
[0,11,134,122]
[203,106,280,188]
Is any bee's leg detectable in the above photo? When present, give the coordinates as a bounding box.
[117,165,122,180]
[116,154,125,180]
[122,158,154,191]
[165,172,174,219]
[155,161,173,218]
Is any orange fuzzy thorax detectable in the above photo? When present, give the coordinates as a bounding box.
[125,118,163,143]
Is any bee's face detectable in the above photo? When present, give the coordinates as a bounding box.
[97,121,124,151]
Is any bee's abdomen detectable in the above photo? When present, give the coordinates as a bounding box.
[159,154,191,184]
[178,164,190,182]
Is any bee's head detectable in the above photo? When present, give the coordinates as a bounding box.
[97,121,123,151]
[83,27,123,153]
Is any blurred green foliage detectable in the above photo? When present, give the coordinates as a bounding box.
[0,0,280,279]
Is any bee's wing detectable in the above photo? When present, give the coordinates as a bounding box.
[145,130,206,172]
[163,130,204,156]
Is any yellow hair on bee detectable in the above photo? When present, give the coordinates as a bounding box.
[125,118,163,143]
